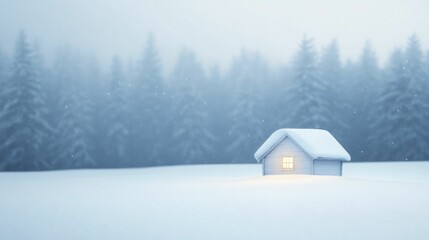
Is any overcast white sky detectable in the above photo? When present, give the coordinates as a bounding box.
[1,0,428,71]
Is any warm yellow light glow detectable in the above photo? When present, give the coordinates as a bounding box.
[282,156,294,170]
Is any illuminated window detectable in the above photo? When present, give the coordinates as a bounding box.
[282,157,294,170]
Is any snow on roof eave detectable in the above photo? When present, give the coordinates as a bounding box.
[254,130,289,162]
[254,135,287,162]
[254,128,351,162]
[314,157,351,162]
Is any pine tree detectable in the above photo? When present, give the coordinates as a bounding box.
[226,50,269,163]
[424,50,429,153]
[82,57,105,166]
[341,59,359,155]
[52,48,95,169]
[43,48,65,167]
[0,47,8,108]
[169,48,216,164]
[425,51,429,75]
[286,36,329,128]
[273,64,293,130]
[206,64,229,163]
[131,34,165,166]
[319,40,347,140]
[0,31,49,170]
[400,35,429,160]
[373,49,407,161]
[105,56,130,167]
[0,47,7,86]
[348,42,380,161]
[31,42,52,167]
[375,36,429,161]
[0,47,8,169]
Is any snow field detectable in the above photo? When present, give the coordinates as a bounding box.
[0,163,428,240]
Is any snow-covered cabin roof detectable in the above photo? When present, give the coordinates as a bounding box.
[254,128,351,162]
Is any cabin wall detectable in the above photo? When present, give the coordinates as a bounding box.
[263,137,313,175]
[313,160,342,176]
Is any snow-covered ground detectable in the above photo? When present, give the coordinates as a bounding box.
[1,162,428,240]
[343,161,429,182]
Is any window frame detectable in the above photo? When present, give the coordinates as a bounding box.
[282,156,294,171]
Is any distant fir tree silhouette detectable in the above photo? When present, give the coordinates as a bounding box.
[0,46,8,91]
[425,51,429,76]
[287,36,329,129]
[206,64,230,163]
[105,56,130,167]
[348,42,380,161]
[373,49,407,161]
[226,50,269,163]
[82,57,104,166]
[319,40,348,141]
[131,34,165,166]
[0,31,50,170]
[400,35,428,160]
[52,48,95,169]
[169,48,216,164]
[375,36,429,161]
[0,46,9,118]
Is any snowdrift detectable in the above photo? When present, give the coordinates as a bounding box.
[0,162,428,240]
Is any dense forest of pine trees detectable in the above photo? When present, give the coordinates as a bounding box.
[0,31,428,171]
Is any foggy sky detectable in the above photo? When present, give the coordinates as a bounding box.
[1,0,428,72]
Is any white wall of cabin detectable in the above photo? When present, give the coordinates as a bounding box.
[263,137,313,175]
[262,137,344,176]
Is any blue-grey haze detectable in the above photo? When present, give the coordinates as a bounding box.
[0,1,428,170]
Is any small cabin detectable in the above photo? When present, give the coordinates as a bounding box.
[254,128,351,176]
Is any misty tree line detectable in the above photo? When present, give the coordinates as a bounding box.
[0,31,428,171]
